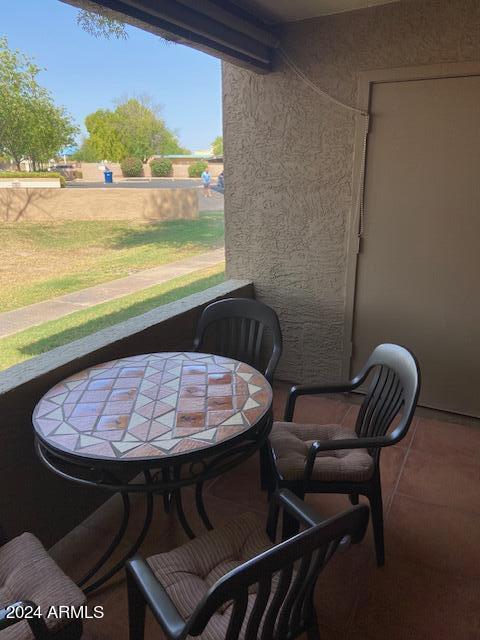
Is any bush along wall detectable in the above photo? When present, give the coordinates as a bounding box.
[150,158,173,177]
[188,161,208,178]
[120,157,144,177]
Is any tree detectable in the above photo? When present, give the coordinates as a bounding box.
[84,109,126,161]
[28,100,78,169]
[75,2,174,44]
[0,37,78,170]
[72,137,100,162]
[76,6,128,40]
[81,97,188,162]
[212,135,223,156]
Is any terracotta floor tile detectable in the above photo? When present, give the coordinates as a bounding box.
[378,444,406,494]
[207,453,269,513]
[312,542,371,634]
[305,492,353,518]
[397,449,480,515]
[350,551,480,640]
[387,493,480,577]
[49,522,131,591]
[412,416,480,465]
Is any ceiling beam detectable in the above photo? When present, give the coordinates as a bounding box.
[63,0,277,72]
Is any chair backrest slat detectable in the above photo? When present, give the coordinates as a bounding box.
[226,589,249,640]
[260,565,294,640]
[375,377,402,438]
[365,368,397,438]
[353,344,420,446]
[188,503,369,640]
[244,576,272,640]
[193,298,283,382]
[254,323,265,366]
[289,548,325,634]
[276,551,313,639]
[238,317,247,361]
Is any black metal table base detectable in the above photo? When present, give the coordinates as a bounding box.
[34,414,272,594]
[82,488,153,595]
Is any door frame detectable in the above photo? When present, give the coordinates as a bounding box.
[342,60,480,380]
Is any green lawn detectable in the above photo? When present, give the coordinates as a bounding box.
[0,264,225,371]
[0,211,224,312]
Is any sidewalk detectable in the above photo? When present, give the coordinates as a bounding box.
[0,248,225,339]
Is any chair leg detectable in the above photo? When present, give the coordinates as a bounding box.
[281,486,305,540]
[127,569,147,640]
[259,443,275,491]
[306,609,321,640]
[349,493,359,505]
[307,626,321,640]
[367,484,385,567]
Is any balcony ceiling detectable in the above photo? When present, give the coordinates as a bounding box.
[63,0,398,73]
[232,0,399,23]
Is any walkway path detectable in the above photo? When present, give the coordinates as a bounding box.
[0,248,225,339]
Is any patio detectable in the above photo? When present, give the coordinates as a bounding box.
[2,1,480,639]
[45,383,480,640]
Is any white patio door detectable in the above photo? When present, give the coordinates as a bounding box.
[352,72,480,417]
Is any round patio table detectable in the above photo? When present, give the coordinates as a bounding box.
[32,351,272,594]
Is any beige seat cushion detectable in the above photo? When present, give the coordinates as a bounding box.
[270,422,374,483]
[147,512,273,640]
[0,532,85,640]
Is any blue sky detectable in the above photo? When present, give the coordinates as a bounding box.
[1,0,222,151]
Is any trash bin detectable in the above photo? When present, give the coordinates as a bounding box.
[104,170,113,184]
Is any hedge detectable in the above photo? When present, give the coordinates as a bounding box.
[150,158,172,177]
[120,157,144,177]
[0,172,66,187]
[188,161,208,178]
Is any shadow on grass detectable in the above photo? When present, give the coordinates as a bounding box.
[19,271,225,357]
[110,211,224,250]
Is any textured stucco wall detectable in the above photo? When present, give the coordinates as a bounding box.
[223,0,480,383]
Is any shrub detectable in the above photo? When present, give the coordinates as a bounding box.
[188,161,208,178]
[150,158,172,177]
[0,171,66,187]
[120,157,144,177]
[73,170,83,179]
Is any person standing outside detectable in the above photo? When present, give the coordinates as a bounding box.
[201,166,212,198]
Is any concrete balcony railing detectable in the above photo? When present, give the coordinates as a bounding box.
[0,279,253,546]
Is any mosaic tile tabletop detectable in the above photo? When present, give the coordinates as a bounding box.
[33,352,272,462]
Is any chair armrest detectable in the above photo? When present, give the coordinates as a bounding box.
[304,434,393,482]
[266,489,326,540]
[127,556,189,640]
[268,490,368,551]
[0,601,49,638]
[275,489,325,527]
[0,602,22,632]
[284,383,355,421]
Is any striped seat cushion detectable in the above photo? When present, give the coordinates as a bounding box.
[270,422,374,482]
[147,512,273,640]
[0,532,85,640]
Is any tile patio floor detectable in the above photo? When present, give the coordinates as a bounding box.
[49,381,480,640]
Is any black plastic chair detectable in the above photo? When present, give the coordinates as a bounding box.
[126,490,369,640]
[193,298,283,383]
[268,343,420,566]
